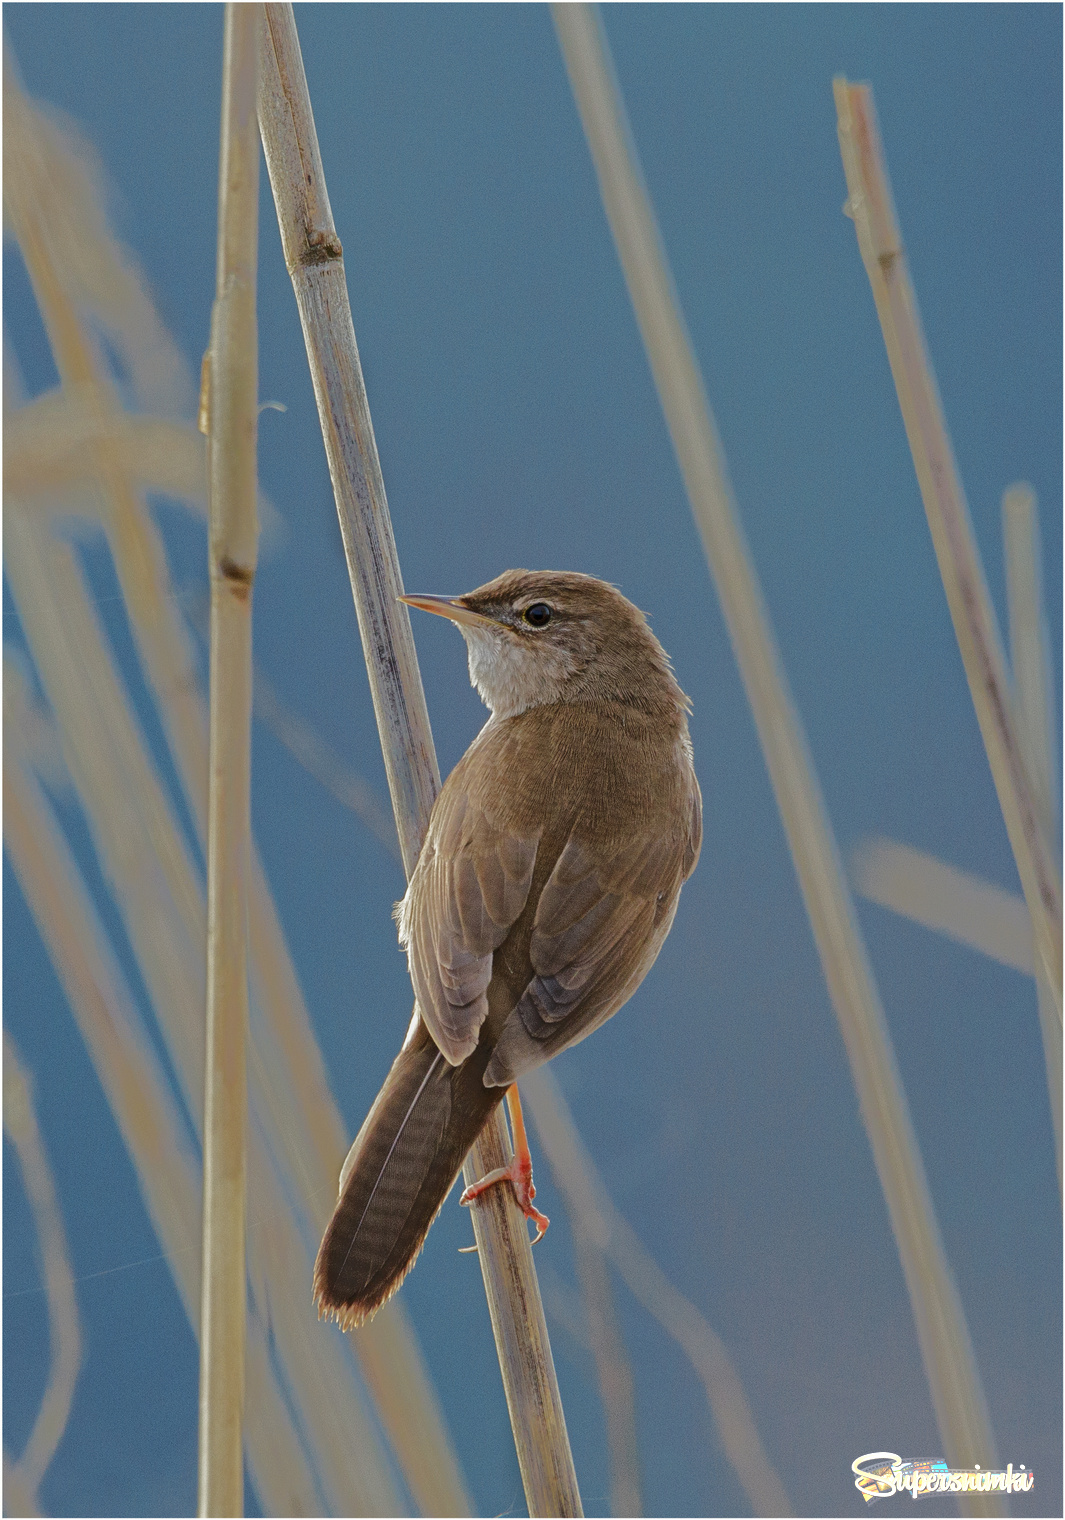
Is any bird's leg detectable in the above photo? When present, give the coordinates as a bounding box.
[459,1083,550,1242]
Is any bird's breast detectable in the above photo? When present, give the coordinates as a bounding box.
[456,699,692,846]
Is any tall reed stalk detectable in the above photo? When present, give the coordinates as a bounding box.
[198,8,261,1515]
[833,80,1062,1023]
[552,7,1001,1510]
[256,6,582,1511]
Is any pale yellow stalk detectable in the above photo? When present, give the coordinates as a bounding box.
[833,80,1061,1023]
[553,8,1000,1509]
[197,8,261,1514]
[1002,485,1061,1194]
[257,6,582,1511]
[2,1034,82,1511]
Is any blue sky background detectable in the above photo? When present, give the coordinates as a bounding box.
[4,4,1061,1516]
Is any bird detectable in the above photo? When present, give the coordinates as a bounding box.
[314,569,702,1329]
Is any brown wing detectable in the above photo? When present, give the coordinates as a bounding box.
[484,774,702,1086]
[398,779,539,1064]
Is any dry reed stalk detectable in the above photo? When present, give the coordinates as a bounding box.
[197,9,261,1513]
[853,839,1034,975]
[5,57,470,1514]
[257,6,582,1512]
[1002,486,1062,1193]
[524,1068,792,1518]
[833,80,1062,1024]
[552,8,1001,1508]
[2,1033,83,1510]
[3,685,321,1517]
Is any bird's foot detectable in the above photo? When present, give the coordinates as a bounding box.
[460,1153,550,1243]
[460,1085,550,1242]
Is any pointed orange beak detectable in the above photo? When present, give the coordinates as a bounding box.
[398,592,496,629]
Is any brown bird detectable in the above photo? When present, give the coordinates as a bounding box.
[314,570,702,1328]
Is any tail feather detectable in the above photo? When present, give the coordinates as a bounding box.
[314,1026,503,1328]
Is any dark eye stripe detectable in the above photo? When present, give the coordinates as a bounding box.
[522,603,552,628]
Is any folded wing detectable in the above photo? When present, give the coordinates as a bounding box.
[485,782,701,1086]
[399,784,539,1063]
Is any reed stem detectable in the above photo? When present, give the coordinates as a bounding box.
[257,6,581,1512]
[1002,485,1062,1195]
[553,8,1001,1508]
[523,1068,792,1518]
[198,8,261,1515]
[834,79,1062,1024]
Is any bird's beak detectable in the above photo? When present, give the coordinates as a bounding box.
[398,592,497,629]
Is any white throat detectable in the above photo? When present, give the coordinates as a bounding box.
[461,625,577,717]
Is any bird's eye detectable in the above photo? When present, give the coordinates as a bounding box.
[522,603,553,628]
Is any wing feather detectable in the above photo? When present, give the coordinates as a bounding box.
[483,819,694,1086]
[399,775,538,1063]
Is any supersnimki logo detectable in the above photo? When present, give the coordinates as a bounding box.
[852,1452,1034,1502]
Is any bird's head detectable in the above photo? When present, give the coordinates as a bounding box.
[401,569,688,719]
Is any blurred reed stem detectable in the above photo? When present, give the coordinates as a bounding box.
[197,8,261,1515]
[565,1217,641,1515]
[853,839,1035,975]
[553,8,1001,1509]
[833,80,1062,1024]
[2,1032,83,1511]
[524,1068,793,1519]
[257,6,582,1512]
[1002,485,1061,1195]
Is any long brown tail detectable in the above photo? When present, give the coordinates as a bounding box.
[313,1023,503,1329]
